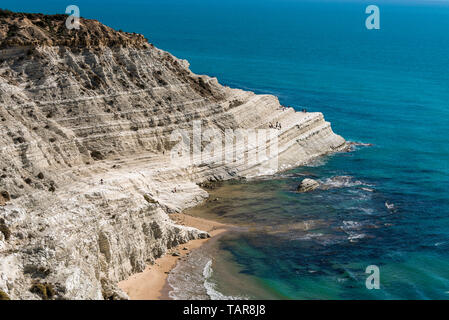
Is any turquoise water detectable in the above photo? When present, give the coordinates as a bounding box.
[11,0,449,299]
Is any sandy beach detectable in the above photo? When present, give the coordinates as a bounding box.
[118,213,228,300]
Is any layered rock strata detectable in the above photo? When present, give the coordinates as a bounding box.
[0,11,346,299]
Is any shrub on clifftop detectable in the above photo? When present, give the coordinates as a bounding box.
[30,282,55,300]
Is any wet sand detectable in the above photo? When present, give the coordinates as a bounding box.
[118,213,229,300]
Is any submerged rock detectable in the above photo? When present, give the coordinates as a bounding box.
[297,178,320,193]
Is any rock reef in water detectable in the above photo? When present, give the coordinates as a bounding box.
[297,178,320,193]
[0,10,346,299]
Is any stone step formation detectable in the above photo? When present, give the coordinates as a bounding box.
[0,10,346,299]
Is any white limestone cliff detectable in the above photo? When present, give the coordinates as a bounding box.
[0,11,346,299]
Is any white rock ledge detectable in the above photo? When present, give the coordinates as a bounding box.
[0,13,346,300]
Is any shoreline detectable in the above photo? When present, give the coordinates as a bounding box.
[118,213,229,300]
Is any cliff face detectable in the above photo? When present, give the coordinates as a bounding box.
[0,11,346,299]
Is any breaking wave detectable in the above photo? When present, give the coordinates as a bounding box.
[320,175,366,188]
[202,260,245,300]
[168,249,244,300]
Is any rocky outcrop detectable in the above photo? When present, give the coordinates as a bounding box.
[0,10,149,49]
[297,178,320,193]
[0,11,346,299]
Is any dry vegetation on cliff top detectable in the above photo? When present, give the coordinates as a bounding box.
[0,9,149,49]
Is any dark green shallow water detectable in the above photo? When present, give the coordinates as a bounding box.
[179,149,449,299]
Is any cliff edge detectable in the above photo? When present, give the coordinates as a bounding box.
[0,10,346,299]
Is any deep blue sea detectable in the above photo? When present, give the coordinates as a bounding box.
[11,0,449,299]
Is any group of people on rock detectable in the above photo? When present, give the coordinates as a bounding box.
[279,105,307,113]
[269,122,282,130]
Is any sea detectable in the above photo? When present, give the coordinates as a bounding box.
[11,0,449,299]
